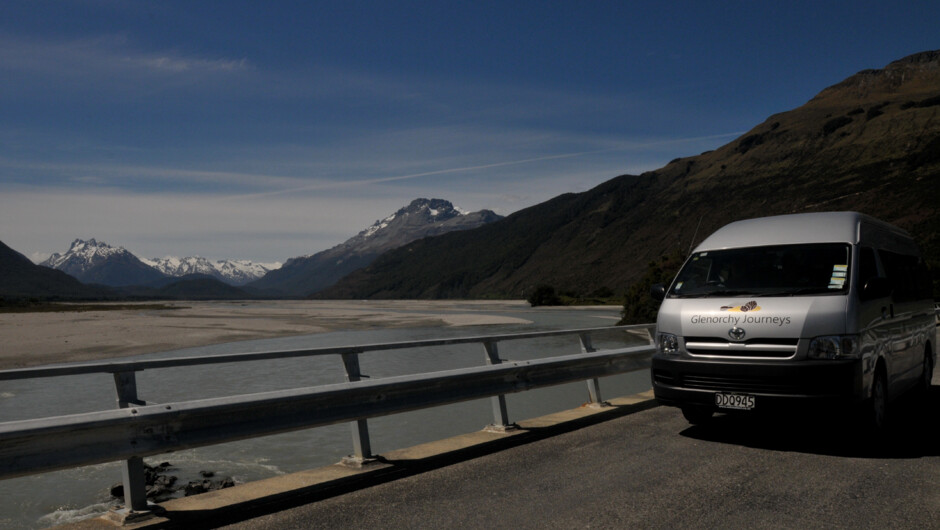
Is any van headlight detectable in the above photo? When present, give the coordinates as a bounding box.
[657,333,679,355]
[808,335,860,359]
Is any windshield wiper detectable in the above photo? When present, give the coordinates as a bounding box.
[673,289,761,298]
[701,289,762,297]
[760,287,843,296]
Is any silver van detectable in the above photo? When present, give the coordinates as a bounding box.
[650,212,935,429]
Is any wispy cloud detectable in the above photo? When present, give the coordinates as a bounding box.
[0,33,251,88]
[0,156,306,191]
[133,54,249,74]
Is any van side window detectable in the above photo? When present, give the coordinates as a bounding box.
[877,249,924,302]
[857,247,878,293]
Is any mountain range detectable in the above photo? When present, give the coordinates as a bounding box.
[316,50,940,299]
[40,239,280,287]
[248,198,501,296]
[2,198,501,300]
[142,256,280,286]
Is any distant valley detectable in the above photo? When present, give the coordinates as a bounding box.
[1,198,502,300]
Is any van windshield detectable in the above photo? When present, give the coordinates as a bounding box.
[668,243,851,298]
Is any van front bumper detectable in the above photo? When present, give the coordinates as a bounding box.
[651,355,865,411]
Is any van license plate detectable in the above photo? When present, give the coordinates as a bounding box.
[715,393,755,410]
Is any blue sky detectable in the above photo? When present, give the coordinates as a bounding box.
[1,1,937,263]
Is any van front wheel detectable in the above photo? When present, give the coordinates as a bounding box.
[865,367,888,432]
[918,347,933,397]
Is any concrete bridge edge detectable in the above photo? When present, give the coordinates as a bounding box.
[66,391,658,529]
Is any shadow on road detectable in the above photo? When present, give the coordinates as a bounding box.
[144,398,661,529]
[679,386,940,459]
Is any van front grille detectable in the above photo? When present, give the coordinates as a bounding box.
[683,336,798,359]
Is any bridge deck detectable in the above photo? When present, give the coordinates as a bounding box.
[225,393,938,529]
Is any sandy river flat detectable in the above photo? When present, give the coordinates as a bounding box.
[0,300,534,370]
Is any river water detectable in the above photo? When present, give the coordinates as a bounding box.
[0,303,652,528]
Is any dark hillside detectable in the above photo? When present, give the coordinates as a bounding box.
[318,51,940,299]
[0,240,111,300]
[154,278,249,300]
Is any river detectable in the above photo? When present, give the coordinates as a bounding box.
[0,302,651,528]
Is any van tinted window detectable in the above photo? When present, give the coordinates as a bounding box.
[878,249,931,302]
[857,246,878,293]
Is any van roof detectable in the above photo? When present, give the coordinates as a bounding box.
[694,212,911,251]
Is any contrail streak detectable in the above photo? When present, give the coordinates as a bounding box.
[216,130,745,202]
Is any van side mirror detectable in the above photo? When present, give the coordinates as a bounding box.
[861,277,891,300]
[650,283,666,301]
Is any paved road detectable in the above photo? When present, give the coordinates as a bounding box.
[222,388,939,529]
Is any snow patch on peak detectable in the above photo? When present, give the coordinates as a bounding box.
[70,238,105,250]
[360,212,398,239]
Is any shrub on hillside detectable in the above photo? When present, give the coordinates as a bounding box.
[527,285,562,307]
[618,249,686,325]
[822,116,853,136]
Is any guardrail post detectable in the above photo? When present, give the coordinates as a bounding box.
[580,333,608,407]
[483,341,514,431]
[112,371,149,513]
[340,352,375,466]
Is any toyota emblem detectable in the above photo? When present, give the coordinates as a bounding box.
[728,327,746,341]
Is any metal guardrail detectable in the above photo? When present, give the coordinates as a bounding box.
[0,324,655,514]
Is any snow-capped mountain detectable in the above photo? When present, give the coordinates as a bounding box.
[249,198,501,296]
[42,239,280,287]
[42,238,124,273]
[346,198,481,252]
[143,256,281,286]
[41,239,167,287]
